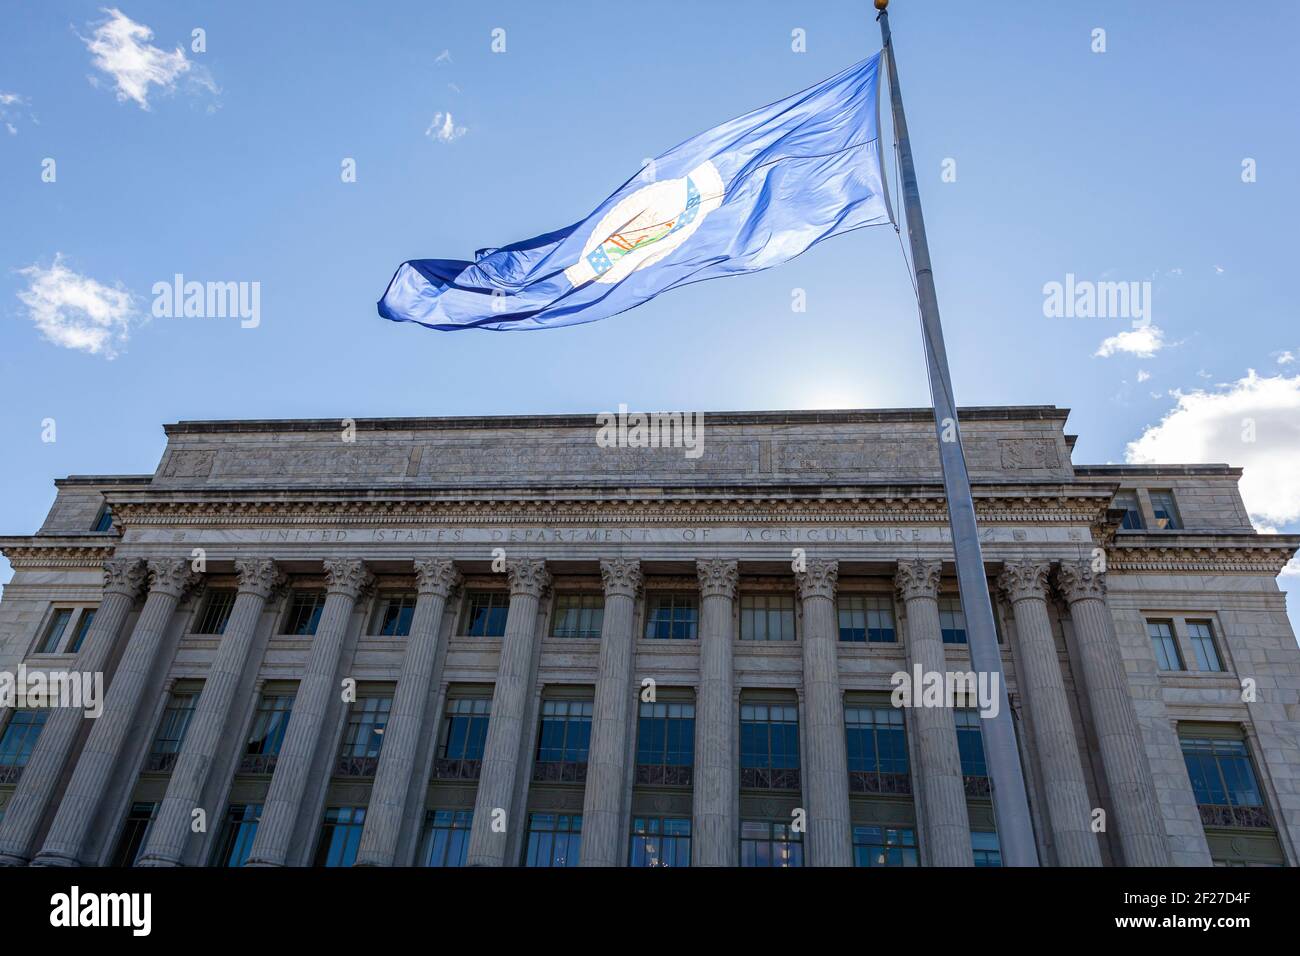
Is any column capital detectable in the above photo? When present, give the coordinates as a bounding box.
[795,558,838,600]
[323,558,374,599]
[101,557,147,598]
[506,558,551,598]
[997,561,1051,604]
[1055,560,1107,604]
[234,558,285,599]
[894,558,941,602]
[414,558,462,599]
[696,558,738,600]
[599,558,642,599]
[147,558,201,599]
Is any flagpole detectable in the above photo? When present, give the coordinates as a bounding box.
[875,0,1039,866]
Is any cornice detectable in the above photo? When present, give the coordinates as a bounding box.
[1105,543,1299,575]
[1,543,116,569]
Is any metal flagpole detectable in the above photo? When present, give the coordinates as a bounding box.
[875,0,1039,866]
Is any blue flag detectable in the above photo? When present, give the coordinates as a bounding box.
[378,53,890,332]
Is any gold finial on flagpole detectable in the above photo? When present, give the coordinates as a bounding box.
[874,0,889,10]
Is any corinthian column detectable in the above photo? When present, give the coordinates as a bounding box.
[245,559,372,867]
[998,561,1101,866]
[34,558,200,867]
[354,559,461,867]
[692,558,738,867]
[794,559,852,867]
[136,559,284,867]
[1056,561,1170,866]
[894,559,972,866]
[466,559,550,867]
[0,558,146,866]
[580,559,642,867]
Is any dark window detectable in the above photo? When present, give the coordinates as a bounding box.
[463,592,509,637]
[0,710,48,768]
[955,708,989,793]
[420,809,472,867]
[210,804,261,867]
[36,609,73,654]
[846,705,910,795]
[740,820,802,867]
[523,813,581,868]
[1181,737,1265,814]
[534,700,592,781]
[372,593,416,636]
[1113,490,1145,530]
[938,598,967,644]
[740,703,800,789]
[147,690,199,770]
[68,608,96,654]
[630,817,691,867]
[245,693,294,764]
[1147,620,1183,671]
[1149,491,1182,530]
[551,593,604,639]
[282,590,326,636]
[852,825,918,867]
[436,698,490,779]
[972,830,1002,867]
[92,505,114,533]
[643,593,698,640]
[313,807,366,867]
[194,589,236,635]
[838,594,896,643]
[740,594,796,641]
[108,802,157,867]
[337,696,391,775]
[635,701,695,785]
[1187,620,1224,672]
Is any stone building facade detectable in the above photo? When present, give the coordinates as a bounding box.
[0,406,1296,868]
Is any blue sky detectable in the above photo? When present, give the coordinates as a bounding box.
[1,1,1298,624]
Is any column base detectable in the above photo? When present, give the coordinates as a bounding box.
[241,858,285,868]
[0,852,31,867]
[30,851,80,867]
[134,853,181,868]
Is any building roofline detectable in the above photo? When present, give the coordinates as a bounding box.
[161,405,1072,435]
[1074,464,1244,477]
[53,476,155,487]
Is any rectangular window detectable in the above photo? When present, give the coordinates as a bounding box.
[551,593,604,639]
[210,804,262,867]
[36,609,73,654]
[1187,620,1224,672]
[1149,490,1182,530]
[739,702,800,789]
[337,695,392,776]
[740,594,796,641]
[629,817,691,867]
[243,693,294,774]
[523,813,582,868]
[740,820,803,868]
[282,590,326,636]
[938,598,967,644]
[972,830,1002,867]
[420,809,473,867]
[837,594,896,643]
[109,802,157,867]
[92,505,114,533]
[845,705,911,795]
[635,700,695,786]
[147,689,199,771]
[194,589,236,635]
[372,592,417,636]
[463,591,509,637]
[68,608,96,654]
[852,825,918,867]
[0,710,48,769]
[643,593,698,640]
[534,699,593,782]
[313,807,367,867]
[1147,620,1183,671]
[955,708,990,797]
[1181,735,1269,828]
[435,698,490,779]
[1113,490,1145,530]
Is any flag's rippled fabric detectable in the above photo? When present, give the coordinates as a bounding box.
[378,53,889,332]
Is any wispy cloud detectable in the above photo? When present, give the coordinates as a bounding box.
[426,111,466,143]
[1095,324,1166,358]
[16,255,140,358]
[82,8,217,110]
[0,90,30,134]
[435,49,453,65]
[1277,350,1295,366]
[1136,369,1151,383]
[1126,369,1300,529]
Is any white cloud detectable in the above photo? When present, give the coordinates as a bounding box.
[16,255,139,358]
[425,111,466,142]
[83,8,215,110]
[1137,369,1151,383]
[1277,350,1295,366]
[1095,324,1166,358]
[435,49,453,65]
[0,92,21,105]
[0,90,29,134]
[1125,369,1300,528]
